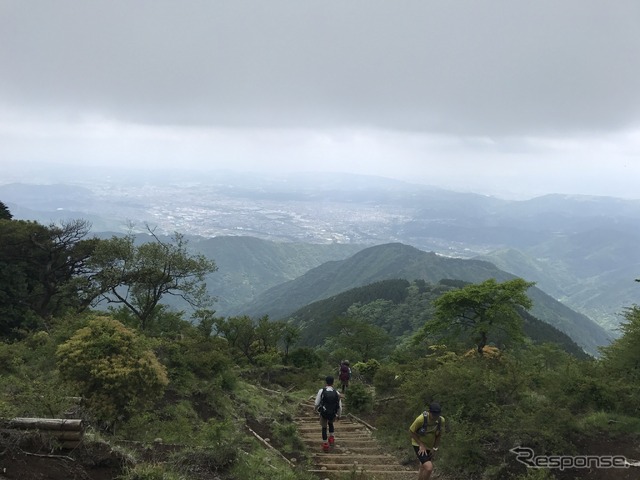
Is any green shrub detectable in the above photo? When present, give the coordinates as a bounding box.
[118,463,185,480]
[155,335,233,393]
[56,316,169,426]
[576,411,640,436]
[272,421,305,453]
[373,363,402,396]
[288,347,322,369]
[353,359,380,383]
[346,383,372,414]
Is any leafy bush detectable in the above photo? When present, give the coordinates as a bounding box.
[373,363,402,396]
[346,383,372,414]
[119,463,185,480]
[56,316,169,426]
[272,422,305,453]
[353,359,380,383]
[288,347,323,369]
[155,335,233,393]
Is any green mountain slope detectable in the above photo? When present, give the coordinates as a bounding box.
[234,243,612,355]
[477,228,640,331]
[286,278,588,358]
[188,236,365,316]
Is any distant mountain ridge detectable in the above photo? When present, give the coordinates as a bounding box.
[477,227,640,330]
[233,243,612,355]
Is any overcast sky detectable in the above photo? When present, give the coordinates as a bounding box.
[1,0,639,199]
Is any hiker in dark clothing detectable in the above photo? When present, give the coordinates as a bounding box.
[314,375,342,452]
[338,360,351,394]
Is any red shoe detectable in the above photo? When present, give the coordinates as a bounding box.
[328,435,335,446]
[322,442,330,452]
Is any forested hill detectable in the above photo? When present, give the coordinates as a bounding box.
[187,235,364,315]
[232,242,612,355]
[286,278,589,359]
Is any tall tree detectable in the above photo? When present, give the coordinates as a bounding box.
[254,315,286,355]
[215,315,258,363]
[281,323,301,362]
[324,316,391,362]
[427,278,534,354]
[28,220,101,317]
[0,201,12,220]
[90,230,217,331]
[0,219,99,337]
[600,306,640,380]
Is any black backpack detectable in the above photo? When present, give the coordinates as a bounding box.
[319,388,340,419]
[417,411,442,435]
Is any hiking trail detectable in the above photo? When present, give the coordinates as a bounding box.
[296,397,418,480]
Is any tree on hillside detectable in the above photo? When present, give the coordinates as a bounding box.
[254,315,286,355]
[89,230,217,330]
[600,306,640,380]
[324,316,391,362]
[215,315,258,363]
[426,278,535,355]
[29,220,101,316]
[0,219,100,337]
[56,316,168,427]
[281,323,300,362]
[0,201,12,220]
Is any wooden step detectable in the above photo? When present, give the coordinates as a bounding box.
[307,469,417,480]
[296,399,415,480]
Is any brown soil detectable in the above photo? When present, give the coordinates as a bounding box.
[0,429,130,480]
[0,413,306,480]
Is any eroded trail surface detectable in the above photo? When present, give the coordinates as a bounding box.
[296,398,417,480]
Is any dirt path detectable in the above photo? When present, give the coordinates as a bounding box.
[296,398,418,480]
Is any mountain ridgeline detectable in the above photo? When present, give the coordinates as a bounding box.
[230,243,612,356]
[285,278,588,359]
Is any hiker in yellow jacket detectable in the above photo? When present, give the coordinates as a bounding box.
[409,402,444,480]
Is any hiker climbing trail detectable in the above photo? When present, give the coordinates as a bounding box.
[296,398,418,479]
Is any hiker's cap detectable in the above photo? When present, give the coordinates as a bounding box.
[429,402,441,415]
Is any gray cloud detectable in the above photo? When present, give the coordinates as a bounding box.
[2,0,639,136]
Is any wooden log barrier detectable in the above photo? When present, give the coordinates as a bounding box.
[8,418,83,431]
[4,418,84,449]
